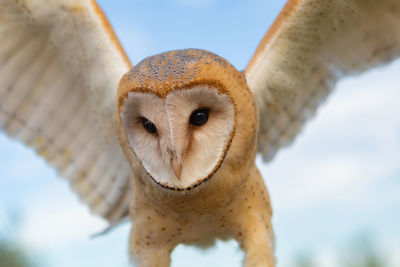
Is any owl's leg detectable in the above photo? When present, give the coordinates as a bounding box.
[129,209,179,267]
[240,219,275,267]
[230,166,275,267]
[129,226,175,267]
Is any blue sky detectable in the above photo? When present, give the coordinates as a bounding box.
[1,1,400,266]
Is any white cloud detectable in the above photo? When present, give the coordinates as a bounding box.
[313,248,340,267]
[17,183,107,249]
[388,245,400,267]
[172,240,243,267]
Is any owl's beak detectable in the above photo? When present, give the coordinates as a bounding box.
[172,157,182,180]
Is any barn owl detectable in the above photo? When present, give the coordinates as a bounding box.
[1,0,400,266]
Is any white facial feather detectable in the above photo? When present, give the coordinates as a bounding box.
[120,93,175,184]
[120,85,235,189]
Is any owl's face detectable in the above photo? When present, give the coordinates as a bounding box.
[120,85,235,189]
[117,49,256,191]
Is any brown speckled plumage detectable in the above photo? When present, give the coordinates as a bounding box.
[120,49,239,99]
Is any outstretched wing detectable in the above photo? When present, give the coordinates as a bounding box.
[245,0,400,161]
[0,0,133,223]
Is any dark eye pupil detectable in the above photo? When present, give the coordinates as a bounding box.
[190,108,209,126]
[142,118,157,134]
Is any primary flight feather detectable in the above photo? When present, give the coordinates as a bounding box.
[1,0,399,266]
[0,0,132,222]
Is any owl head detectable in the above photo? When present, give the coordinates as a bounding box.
[116,49,257,191]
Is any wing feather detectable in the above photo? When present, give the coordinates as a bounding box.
[245,0,400,161]
[0,0,133,223]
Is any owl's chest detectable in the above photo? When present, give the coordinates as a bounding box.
[129,196,237,248]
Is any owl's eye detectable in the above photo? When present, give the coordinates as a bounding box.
[142,117,157,134]
[190,108,209,126]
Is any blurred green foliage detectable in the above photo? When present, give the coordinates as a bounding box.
[344,237,386,267]
[296,254,315,267]
[0,239,36,267]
